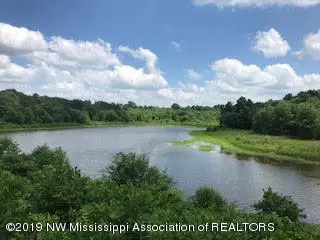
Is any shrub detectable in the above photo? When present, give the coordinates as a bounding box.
[253,187,306,222]
[104,152,173,189]
[193,186,226,209]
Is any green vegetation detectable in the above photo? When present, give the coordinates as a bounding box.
[172,138,197,146]
[192,187,226,209]
[219,90,320,140]
[199,145,215,151]
[1,88,320,141]
[0,89,220,131]
[189,129,320,163]
[172,139,215,152]
[1,138,319,239]
[253,187,306,222]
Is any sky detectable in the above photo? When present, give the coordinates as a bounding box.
[0,0,320,106]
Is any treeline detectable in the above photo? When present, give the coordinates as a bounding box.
[1,88,320,139]
[0,89,220,127]
[219,90,320,140]
[1,138,319,239]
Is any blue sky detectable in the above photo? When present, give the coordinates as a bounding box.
[0,0,320,106]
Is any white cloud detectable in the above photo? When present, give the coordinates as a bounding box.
[253,28,290,58]
[170,41,181,52]
[208,58,320,96]
[0,54,35,83]
[184,68,202,80]
[192,0,320,7]
[29,37,121,69]
[0,22,47,56]
[0,22,320,107]
[117,46,167,89]
[0,22,168,95]
[119,46,159,73]
[157,58,320,106]
[0,54,10,68]
[158,87,201,104]
[295,31,320,60]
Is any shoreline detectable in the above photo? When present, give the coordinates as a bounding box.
[2,124,320,166]
[175,129,320,166]
[0,121,207,133]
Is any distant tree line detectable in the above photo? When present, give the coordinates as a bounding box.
[1,88,320,139]
[219,90,320,140]
[0,89,220,126]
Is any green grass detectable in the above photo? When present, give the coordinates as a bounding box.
[188,129,320,164]
[173,139,215,152]
[198,145,215,151]
[172,139,197,147]
[0,120,211,133]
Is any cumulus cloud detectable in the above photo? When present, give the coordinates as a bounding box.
[27,37,121,69]
[158,87,201,104]
[157,58,320,106]
[192,0,320,8]
[0,22,168,97]
[118,45,159,73]
[208,58,320,97]
[184,68,202,80]
[0,54,35,83]
[253,28,290,58]
[0,22,47,56]
[1,22,320,106]
[0,54,10,68]
[295,31,320,60]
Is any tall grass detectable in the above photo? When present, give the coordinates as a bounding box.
[189,129,320,163]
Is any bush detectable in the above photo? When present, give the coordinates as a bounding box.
[206,125,220,132]
[104,152,173,189]
[253,187,306,222]
[193,186,226,209]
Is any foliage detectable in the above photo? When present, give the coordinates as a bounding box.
[198,145,215,151]
[1,88,320,141]
[193,186,226,209]
[189,129,320,163]
[206,125,222,132]
[0,138,320,240]
[253,187,306,222]
[219,97,259,130]
[0,89,220,128]
[253,90,320,139]
[103,152,173,189]
[218,90,320,140]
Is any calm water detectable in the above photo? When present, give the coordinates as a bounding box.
[2,126,320,223]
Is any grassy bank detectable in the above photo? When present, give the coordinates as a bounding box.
[0,121,209,133]
[178,129,320,164]
[173,138,216,152]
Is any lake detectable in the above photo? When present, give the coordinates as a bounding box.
[2,126,320,223]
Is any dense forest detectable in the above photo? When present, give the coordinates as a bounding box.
[1,138,319,239]
[0,89,220,127]
[1,89,320,139]
[218,90,320,140]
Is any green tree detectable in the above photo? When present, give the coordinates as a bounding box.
[171,103,181,110]
[103,152,172,189]
[23,107,35,124]
[105,110,120,121]
[193,186,226,209]
[4,109,25,124]
[296,103,318,139]
[253,187,306,222]
[0,171,33,239]
[28,146,88,222]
